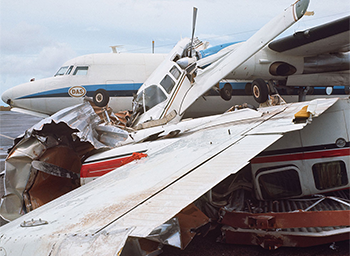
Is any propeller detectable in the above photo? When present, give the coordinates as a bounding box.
[189,7,198,58]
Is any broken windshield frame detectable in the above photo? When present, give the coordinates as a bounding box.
[134,85,167,114]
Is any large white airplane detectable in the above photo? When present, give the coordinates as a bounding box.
[1,14,349,118]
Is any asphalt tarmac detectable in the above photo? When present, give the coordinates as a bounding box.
[0,110,348,255]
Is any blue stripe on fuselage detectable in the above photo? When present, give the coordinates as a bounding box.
[17,83,143,99]
[15,83,347,100]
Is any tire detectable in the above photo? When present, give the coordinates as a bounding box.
[252,79,268,103]
[93,89,110,107]
[220,83,232,101]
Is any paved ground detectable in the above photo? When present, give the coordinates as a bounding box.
[0,110,349,255]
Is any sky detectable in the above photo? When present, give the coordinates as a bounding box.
[0,0,349,105]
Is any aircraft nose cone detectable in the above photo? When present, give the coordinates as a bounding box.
[1,88,13,106]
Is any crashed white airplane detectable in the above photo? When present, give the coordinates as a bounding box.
[1,0,349,254]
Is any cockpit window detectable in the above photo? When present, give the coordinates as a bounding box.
[135,85,167,112]
[55,66,68,76]
[66,65,74,75]
[160,75,175,94]
[73,66,89,75]
[170,66,181,80]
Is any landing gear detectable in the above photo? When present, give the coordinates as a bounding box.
[251,79,268,103]
[220,83,233,101]
[93,89,110,107]
[298,86,313,102]
[345,86,350,95]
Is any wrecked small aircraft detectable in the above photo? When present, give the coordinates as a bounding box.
[1,96,349,254]
[1,0,349,255]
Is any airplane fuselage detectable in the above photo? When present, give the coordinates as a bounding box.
[2,25,349,117]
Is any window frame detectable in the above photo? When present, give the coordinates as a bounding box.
[160,74,176,94]
[54,66,69,76]
[256,166,302,200]
[73,66,89,76]
[312,160,348,190]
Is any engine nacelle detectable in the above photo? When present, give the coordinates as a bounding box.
[269,62,297,76]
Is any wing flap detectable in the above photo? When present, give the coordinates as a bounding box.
[10,107,49,118]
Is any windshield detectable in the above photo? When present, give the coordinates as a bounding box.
[73,66,89,75]
[134,85,167,113]
[54,66,68,76]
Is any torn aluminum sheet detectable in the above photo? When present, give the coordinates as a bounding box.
[145,204,210,250]
[0,100,129,221]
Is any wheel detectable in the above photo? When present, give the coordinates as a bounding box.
[93,89,109,107]
[252,79,268,103]
[220,83,232,101]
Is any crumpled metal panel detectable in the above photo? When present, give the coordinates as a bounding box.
[11,100,128,150]
[20,101,106,149]
[95,123,129,146]
[0,101,129,221]
[145,203,209,249]
[0,138,45,221]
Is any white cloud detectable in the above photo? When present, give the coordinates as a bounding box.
[2,43,75,76]
[0,43,76,97]
[0,23,50,54]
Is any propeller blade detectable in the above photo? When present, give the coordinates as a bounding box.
[189,7,198,57]
[180,0,310,115]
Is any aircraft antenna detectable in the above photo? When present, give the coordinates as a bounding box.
[189,7,197,58]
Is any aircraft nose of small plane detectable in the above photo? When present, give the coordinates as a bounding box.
[1,88,13,106]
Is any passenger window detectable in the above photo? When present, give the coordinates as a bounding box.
[73,66,89,75]
[55,66,68,76]
[258,169,302,200]
[170,66,181,80]
[312,161,348,190]
[160,75,175,94]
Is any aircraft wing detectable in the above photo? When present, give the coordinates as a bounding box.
[0,98,338,255]
[179,0,310,115]
[268,15,350,56]
[10,107,49,118]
